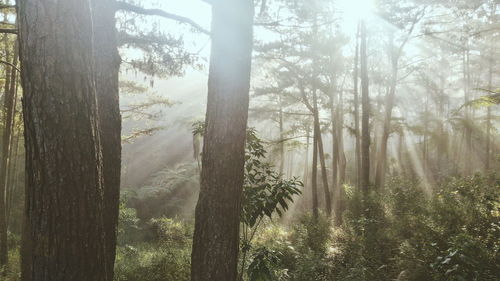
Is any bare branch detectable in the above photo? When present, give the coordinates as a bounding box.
[0,60,20,72]
[0,28,17,35]
[115,2,210,36]
[0,4,15,10]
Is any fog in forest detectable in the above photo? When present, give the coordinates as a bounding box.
[0,0,498,281]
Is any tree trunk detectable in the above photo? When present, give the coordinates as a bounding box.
[190,1,254,280]
[303,124,310,192]
[279,99,285,175]
[5,51,19,232]
[313,90,332,216]
[329,87,339,196]
[485,46,493,170]
[463,47,472,175]
[353,23,361,189]
[0,32,13,270]
[360,20,371,193]
[335,88,346,224]
[311,120,319,219]
[375,37,398,189]
[6,121,20,229]
[18,0,107,280]
[91,1,122,279]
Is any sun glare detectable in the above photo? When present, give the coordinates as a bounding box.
[338,0,375,19]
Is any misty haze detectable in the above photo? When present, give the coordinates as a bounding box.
[0,0,498,281]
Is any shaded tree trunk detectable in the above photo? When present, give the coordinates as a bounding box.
[311,120,319,219]
[329,87,340,221]
[5,53,19,231]
[463,47,472,175]
[335,88,346,224]
[360,20,370,193]
[279,98,285,175]
[313,89,332,216]
[6,120,20,229]
[18,0,107,280]
[330,87,339,187]
[92,0,122,279]
[190,1,254,280]
[375,37,398,189]
[353,23,361,189]
[0,38,17,270]
[485,45,493,170]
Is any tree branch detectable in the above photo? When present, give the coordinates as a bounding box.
[0,4,15,10]
[115,2,210,36]
[0,28,17,34]
[0,60,20,72]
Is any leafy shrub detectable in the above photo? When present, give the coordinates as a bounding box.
[114,217,193,281]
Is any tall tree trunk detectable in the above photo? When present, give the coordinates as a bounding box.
[329,87,340,221]
[6,121,20,229]
[485,46,493,170]
[18,0,107,280]
[375,37,398,189]
[5,54,19,232]
[0,39,17,270]
[0,31,16,274]
[91,0,122,279]
[335,88,346,224]
[190,1,254,280]
[279,99,285,175]
[311,120,319,219]
[463,47,472,175]
[313,90,332,216]
[360,20,370,193]
[303,124,310,192]
[353,23,361,189]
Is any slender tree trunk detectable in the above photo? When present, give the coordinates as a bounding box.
[91,1,122,279]
[463,47,472,175]
[329,87,340,221]
[0,39,17,270]
[335,88,346,224]
[485,46,493,170]
[312,89,331,216]
[6,122,20,229]
[5,56,19,232]
[190,1,254,280]
[311,120,319,219]
[360,20,370,193]
[353,23,361,189]
[18,0,107,280]
[375,41,398,188]
[303,124,310,191]
[279,99,285,175]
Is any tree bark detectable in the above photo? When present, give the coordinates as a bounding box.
[335,87,346,224]
[313,89,332,216]
[18,0,107,280]
[485,45,493,170]
[360,20,370,193]
[374,35,398,189]
[311,120,319,219]
[190,1,254,280]
[0,37,17,270]
[4,49,19,232]
[463,47,472,175]
[91,1,122,279]
[353,23,361,189]
[279,98,285,175]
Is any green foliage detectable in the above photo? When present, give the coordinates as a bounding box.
[247,247,283,281]
[242,128,302,228]
[126,162,199,221]
[246,174,499,281]
[114,217,192,281]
